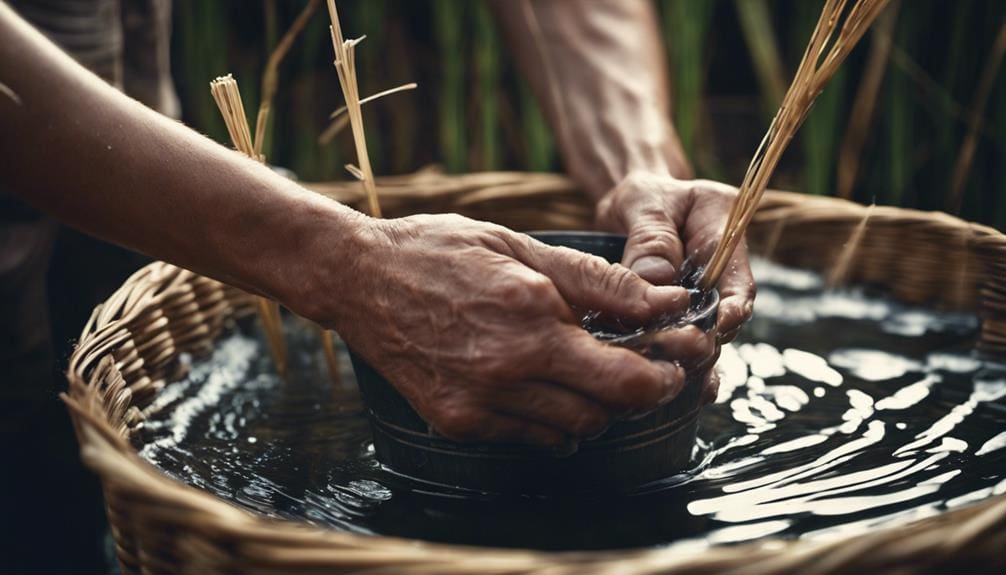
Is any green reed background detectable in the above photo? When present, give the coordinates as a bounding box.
[171,0,1005,228]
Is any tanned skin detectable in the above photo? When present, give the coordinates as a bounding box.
[0,1,740,446]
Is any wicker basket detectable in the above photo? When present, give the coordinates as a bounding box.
[65,170,1006,575]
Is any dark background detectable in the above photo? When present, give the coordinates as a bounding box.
[174,0,1006,226]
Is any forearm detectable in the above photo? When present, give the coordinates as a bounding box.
[491,0,691,200]
[0,2,365,308]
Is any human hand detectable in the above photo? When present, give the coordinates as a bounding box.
[308,213,697,446]
[595,172,757,403]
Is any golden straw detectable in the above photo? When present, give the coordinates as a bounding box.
[318,82,418,145]
[699,0,891,291]
[324,0,382,218]
[209,74,288,375]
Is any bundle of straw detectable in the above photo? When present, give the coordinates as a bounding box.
[699,0,891,291]
[209,75,287,375]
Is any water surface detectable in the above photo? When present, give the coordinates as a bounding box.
[133,259,1006,550]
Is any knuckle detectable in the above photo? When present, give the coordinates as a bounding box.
[695,180,739,202]
[431,403,481,441]
[574,252,612,284]
[571,409,610,437]
[598,356,661,409]
[493,227,531,256]
[631,223,681,255]
[610,360,666,409]
[597,262,632,293]
[615,375,664,410]
[495,273,549,311]
[524,272,557,300]
[597,264,651,317]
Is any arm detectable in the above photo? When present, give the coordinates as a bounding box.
[0,1,355,304]
[0,2,695,444]
[492,0,755,349]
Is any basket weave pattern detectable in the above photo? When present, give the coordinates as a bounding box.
[65,172,1006,574]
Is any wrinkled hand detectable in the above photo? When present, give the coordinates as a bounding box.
[596,173,757,403]
[320,214,705,446]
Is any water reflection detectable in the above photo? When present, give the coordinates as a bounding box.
[133,259,1006,550]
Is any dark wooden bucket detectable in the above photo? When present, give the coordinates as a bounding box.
[349,232,717,494]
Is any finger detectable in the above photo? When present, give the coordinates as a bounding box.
[715,241,756,337]
[430,409,569,447]
[717,325,742,345]
[678,180,755,338]
[540,325,688,412]
[700,369,720,405]
[596,175,687,285]
[621,210,686,285]
[644,325,716,367]
[482,381,612,439]
[519,241,690,322]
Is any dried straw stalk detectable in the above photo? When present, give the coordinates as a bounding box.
[318,82,418,145]
[209,75,287,375]
[699,0,892,291]
[324,0,381,218]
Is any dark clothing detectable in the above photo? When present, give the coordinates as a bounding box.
[1,2,176,573]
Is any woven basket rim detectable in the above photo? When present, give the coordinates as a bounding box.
[64,176,1006,574]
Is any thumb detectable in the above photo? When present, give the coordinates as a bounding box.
[621,212,685,286]
[520,241,689,322]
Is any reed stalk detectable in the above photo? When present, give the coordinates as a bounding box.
[837,0,899,200]
[884,7,915,207]
[662,0,715,160]
[318,83,418,145]
[946,20,1006,214]
[475,2,501,171]
[735,0,786,115]
[255,0,321,159]
[325,0,381,218]
[178,0,229,143]
[699,0,891,291]
[434,0,466,173]
[209,75,287,375]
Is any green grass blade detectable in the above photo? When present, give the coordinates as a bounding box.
[662,0,715,161]
[434,0,466,173]
[735,0,785,117]
[474,2,500,171]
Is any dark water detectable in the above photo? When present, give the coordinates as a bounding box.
[133,259,1006,551]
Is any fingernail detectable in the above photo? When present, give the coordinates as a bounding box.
[743,300,754,318]
[630,256,677,284]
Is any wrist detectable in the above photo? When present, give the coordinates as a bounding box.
[575,140,692,204]
[252,187,377,326]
